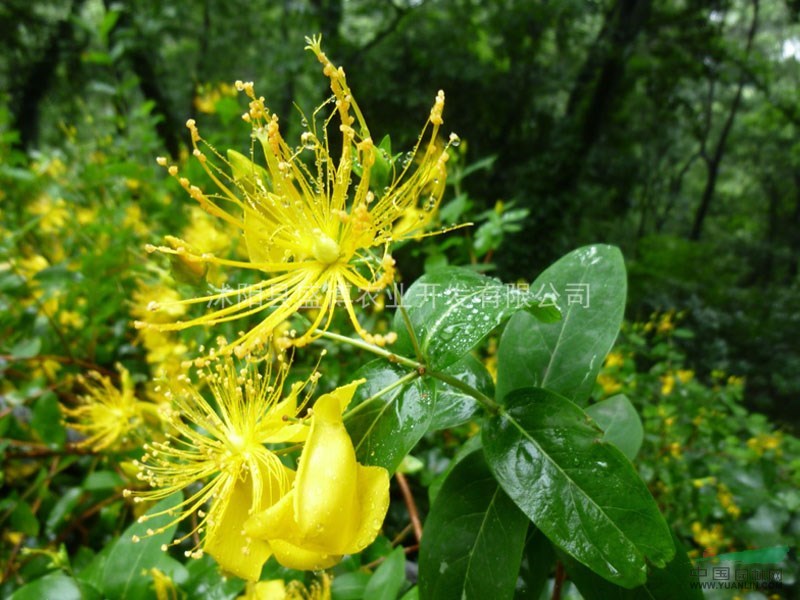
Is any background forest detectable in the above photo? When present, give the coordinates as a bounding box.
[1,0,799,598]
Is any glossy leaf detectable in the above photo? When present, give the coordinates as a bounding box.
[419,450,528,600]
[514,527,555,600]
[482,388,674,588]
[496,245,626,405]
[585,394,643,461]
[344,360,435,473]
[429,354,493,430]
[364,547,406,600]
[393,267,556,370]
[84,492,182,599]
[561,532,701,600]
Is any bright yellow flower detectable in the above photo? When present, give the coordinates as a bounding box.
[29,195,69,233]
[128,357,319,581]
[604,351,624,369]
[716,484,741,519]
[691,522,726,553]
[62,364,160,452]
[239,574,331,600]
[676,369,693,384]
[245,381,390,570]
[140,36,455,356]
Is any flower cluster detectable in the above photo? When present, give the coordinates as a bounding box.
[126,356,389,580]
[110,36,451,583]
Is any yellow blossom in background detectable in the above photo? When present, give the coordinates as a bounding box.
[691,522,727,554]
[150,567,180,600]
[604,351,624,368]
[716,484,741,519]
[747,432,782,456]
[62,364,161,452]
[29,195,70,233]
[129,356,320,581]
[676,369,693,384]
[667,441,682,459]
[124,204,151,237]
[194,82,238,114]
[597,373,622,396]
[141,36,456,356]
[660,373,675,396]
[239,574,331,600]
[245,381,390,570]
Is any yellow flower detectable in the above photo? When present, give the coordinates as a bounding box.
[597,373,622,396]
[62,364,159,451]
[691,522,726,553]
[239,574,331,600]
[140,37,455,356]
[676,369,694,384]
[29,195,69,233]
[716,484,741,519]
[245,381,390,570]
[604,351,624,368]
[660,373,675,396]
[129,357,319,581]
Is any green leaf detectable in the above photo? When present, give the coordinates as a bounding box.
[84,470,125,492]
[10,498,39,536]
[429,354,493,430]
[393,267,543,370]
[482,388,674,588]
[585,394,643,461]
[344,360,434,473]
[419,450,528,599]
[94,492,182,599]
[561,532,701,600]
[181,554,245,599]
[9,573,83,600]
[10,337,41,359]
[45,488,83,536]
[364,547,406,600]
[32,392,66,448]
[496,245,626,405]
[515,527,555,600]
[331,571,371,600]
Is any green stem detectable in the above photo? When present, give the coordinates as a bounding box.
[427,368,500,414]
[315,330,422,370]
[393,281,424,362]
[344,370,421,420]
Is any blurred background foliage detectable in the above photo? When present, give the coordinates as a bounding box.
[1,0,799,597]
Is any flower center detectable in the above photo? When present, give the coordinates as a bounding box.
[312,233,341,265]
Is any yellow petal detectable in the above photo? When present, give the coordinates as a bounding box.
[343,463,390,555]
[261,382,309,444]
[204,475,272,581]
[268,539,341,571]
[293,390,361,545]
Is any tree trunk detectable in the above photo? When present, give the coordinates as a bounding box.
[689,0,759,241]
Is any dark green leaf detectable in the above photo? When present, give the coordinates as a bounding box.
[419,450,528,600]
[45,488,83,536]
[514,527,555,600]
[9,573,83,600]
[496,245,626,405]
[562,532,701,600]
[429,354,493,430]
[393,267,542,370]
[585,394,643,461]
[97,492,182,599]
[10,499,39,536]
[32,392,66,448]
[364,547,406,600]
[344,360,434,473]
[482,388,674,588]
